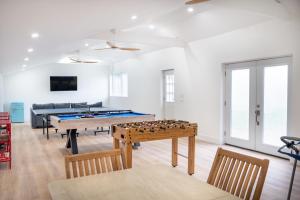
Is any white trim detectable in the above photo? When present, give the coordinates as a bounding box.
[109,73,128,97]
[197,134,222,145]
[222,54,293,66]
[224,62,257,149]
[162,69,175,119]
[255,56,292,157]
[222,55,292,157]
[290,159,300,166]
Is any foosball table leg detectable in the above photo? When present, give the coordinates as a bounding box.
[188,136,195,175]
[172,138,178,167]
[124,142,133,169]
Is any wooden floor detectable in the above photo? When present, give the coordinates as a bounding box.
[0,124,299,200]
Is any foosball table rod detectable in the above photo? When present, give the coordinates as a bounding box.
[176,152,188,159]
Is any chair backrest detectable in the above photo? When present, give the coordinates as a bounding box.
[207,148,269,200]
[65,149,126,179]
[0,112,10,121]
[0,112,10,117]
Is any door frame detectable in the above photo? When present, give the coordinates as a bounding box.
[162,69,175,120]
[223,61,257,150]
[255,56,292,156]
[222,55,292,157]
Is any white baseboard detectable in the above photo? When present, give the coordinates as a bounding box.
[289,158,300,166]
[196,134,221,145]
[11,122,30,126]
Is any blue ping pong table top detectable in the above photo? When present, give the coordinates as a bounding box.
[57,112,149,121]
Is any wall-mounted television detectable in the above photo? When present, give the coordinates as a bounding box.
[50,76,77,91]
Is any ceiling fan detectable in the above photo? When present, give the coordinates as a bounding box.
[185,0,210,5]
[94,29,141,52]
[66,50,100,64]
[95,41,140,51]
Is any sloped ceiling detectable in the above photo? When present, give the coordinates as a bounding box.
[0,0,299,74]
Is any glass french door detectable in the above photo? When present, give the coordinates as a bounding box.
[225,57,291,156]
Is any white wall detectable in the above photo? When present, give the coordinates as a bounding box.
[3,19,299,144]
[109,47,194,122]
[110,19,300,143]
[186,19,300,143]
[3,63,110,122]
[0,73,4,112]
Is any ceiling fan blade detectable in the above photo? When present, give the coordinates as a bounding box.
[81,61,98,64]
[69,58,80,63]
[118,47,141,51]
[107,41,117,48]
[94,48,113,51]
[185,0,209,5]
[69,58,98,64]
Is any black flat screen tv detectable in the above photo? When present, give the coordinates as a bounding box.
[50,76,77,91]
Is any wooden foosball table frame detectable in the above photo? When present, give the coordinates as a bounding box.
[112,120,198,175]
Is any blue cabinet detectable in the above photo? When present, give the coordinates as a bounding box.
[10,102,24,123]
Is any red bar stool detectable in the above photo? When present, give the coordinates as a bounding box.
[0,112,12,169]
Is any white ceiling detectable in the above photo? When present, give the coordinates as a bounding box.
[0,0,299,74]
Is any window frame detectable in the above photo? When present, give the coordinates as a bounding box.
[109,73,128,97]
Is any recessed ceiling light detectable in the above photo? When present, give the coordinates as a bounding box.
[22,64,27,68]
[27,48,34,53]
[31,33,39,38]
[24,57,29,61]
[149,25,155,30]
[131,15,137,20]
[187,7,194,13]
[85,43,89,47]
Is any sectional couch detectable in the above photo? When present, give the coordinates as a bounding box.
[30,102,102,128]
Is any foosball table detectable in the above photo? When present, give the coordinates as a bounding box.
[112,120,198,175]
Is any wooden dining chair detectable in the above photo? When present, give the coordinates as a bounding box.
[207,148,269,200]
[65,149,126,179]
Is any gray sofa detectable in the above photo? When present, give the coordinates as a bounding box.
[30,102,102,128]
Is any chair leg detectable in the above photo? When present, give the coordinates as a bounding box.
[9,141,12,169]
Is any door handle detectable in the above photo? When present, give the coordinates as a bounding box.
[255,110,260,126]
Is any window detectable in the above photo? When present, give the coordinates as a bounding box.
[110,73,128,97]
[165,74,175,102]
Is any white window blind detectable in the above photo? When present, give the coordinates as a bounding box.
[110,73,128,97]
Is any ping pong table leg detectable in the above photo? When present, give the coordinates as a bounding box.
[66,129,71,148]
[66,129,78,154]
[46,117,49,140]
[42,119,45,135]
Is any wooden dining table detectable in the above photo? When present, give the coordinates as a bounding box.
[48,164,240,200]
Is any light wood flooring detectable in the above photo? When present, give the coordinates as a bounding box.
[0,124,299,200]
